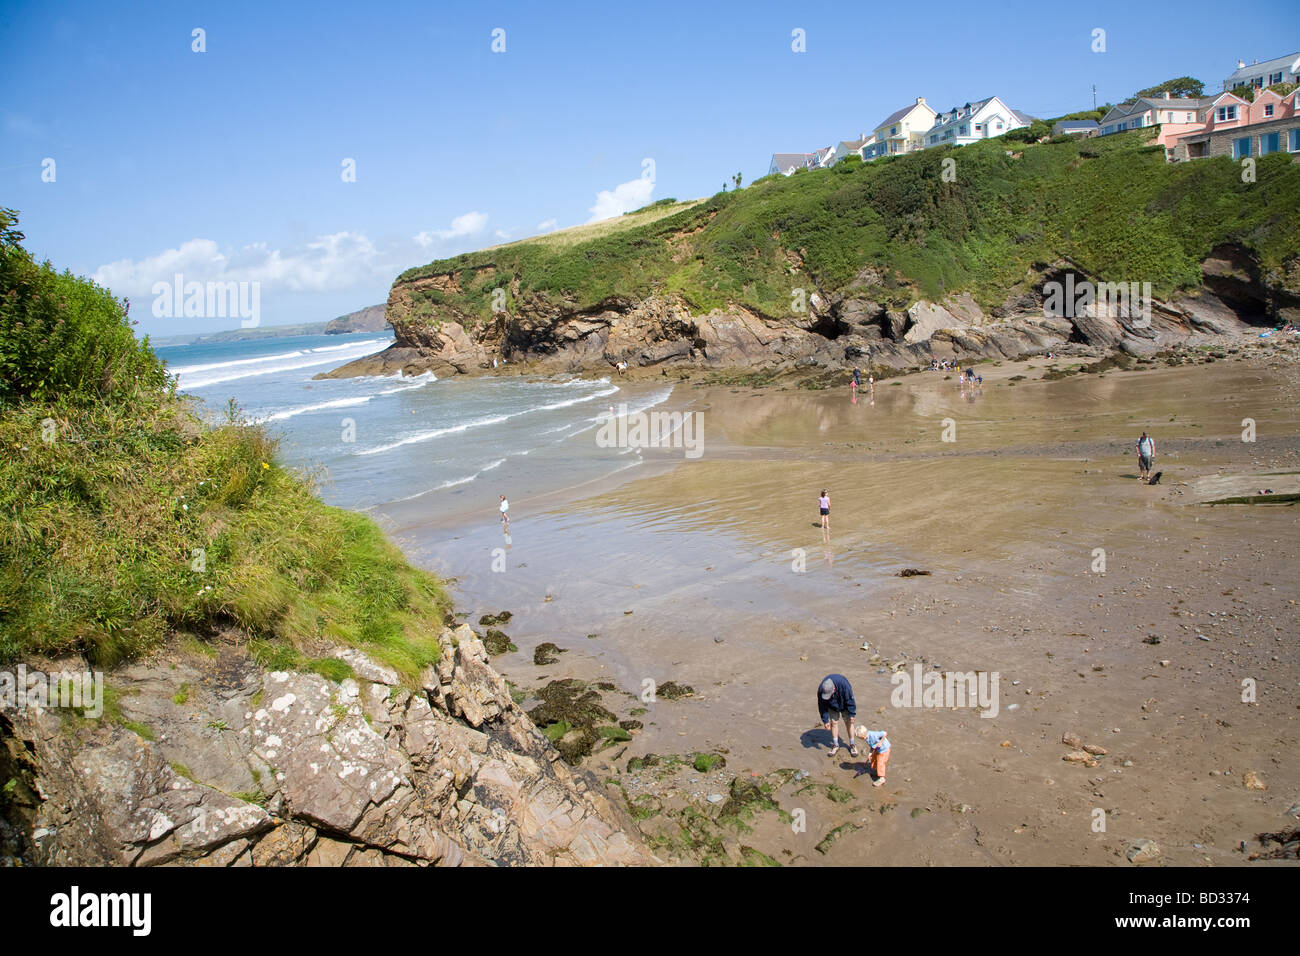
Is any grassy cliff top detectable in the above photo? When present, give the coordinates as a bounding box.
[0,210,448,681]
[396,132,1300,329]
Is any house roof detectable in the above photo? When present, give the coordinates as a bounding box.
[927,96,1030,136]
[769,152,812,168]
[1103,96,1209,121]
[1225,52,1300,86]
[874,100,932,131]
[1053,120,1099,130]
[837,137,869,151]
[1137,96,1206,110]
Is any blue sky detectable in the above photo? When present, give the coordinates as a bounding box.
[2,0,1295,336]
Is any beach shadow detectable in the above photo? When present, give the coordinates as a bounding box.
[800,727,835,751]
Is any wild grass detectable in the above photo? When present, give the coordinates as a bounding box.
[395,132,1300,326]
[0,210,449,684]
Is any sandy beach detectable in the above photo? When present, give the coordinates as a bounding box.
[382,340,1300,865]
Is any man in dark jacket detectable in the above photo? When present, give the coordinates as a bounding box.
[818,674,860,758]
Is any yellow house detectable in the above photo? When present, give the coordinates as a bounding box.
[863,97,937,159]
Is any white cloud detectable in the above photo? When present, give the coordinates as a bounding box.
[536,218,558,232]
[414,211,489,248]
[587,177,654,223]
[494,229,511,240]
[92,232,388,298]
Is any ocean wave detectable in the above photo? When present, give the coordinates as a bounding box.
[177,340,390,389]
[354,385,620,457]
[388,458,508,502]
[242,372,435,425]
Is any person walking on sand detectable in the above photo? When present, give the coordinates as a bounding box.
[818,675,859,758]
[498,494,510,528]
[853,726,891,786]
[1136,431,1155,483]
[818,489,831,531]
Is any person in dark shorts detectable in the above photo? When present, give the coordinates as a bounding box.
[818,675,859,758]
[818,489,830,530]
[1136,432,1155,482]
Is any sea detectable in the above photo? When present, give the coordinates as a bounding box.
[153,332,674,523]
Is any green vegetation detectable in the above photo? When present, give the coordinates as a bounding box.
[0,209,450,681]
[692,752,725,773]
[1228,82,1298,103]
[396,133,1300,327]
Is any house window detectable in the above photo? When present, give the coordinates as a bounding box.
[975,124,982,132]
[1217,105,1237,121]
[1264,104,1274,117]
[1233,136,1252,158]
[1260,132,1280,154]
[1270,71,1283,84]
[959,125,968,136]
[890,126,897,136]
[1291,128,1300,152]
[1186,113,1193,121]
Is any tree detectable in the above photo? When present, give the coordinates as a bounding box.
[732,172,743,190]
[1134,76,1204,99]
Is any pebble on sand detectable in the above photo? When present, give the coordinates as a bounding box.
[1127,839,1162,864]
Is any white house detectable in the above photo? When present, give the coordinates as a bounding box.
[862,97,937,159]
[923,96,1033,147]
[767,153,813,176]
[806,146,834,169]
[825,135,870,166]
[1223,52,1300,92]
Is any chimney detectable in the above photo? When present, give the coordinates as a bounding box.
[916,96,926,105]
[1238,59,1246,69]
[1163,90,1171,99]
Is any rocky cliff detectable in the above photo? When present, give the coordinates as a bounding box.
[0,626,656,867]
[320,246,1295,381]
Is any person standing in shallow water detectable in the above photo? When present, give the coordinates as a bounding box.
[818,489,830,531]
[498,494,510,529]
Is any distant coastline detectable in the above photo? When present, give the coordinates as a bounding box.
[150,302,388,347]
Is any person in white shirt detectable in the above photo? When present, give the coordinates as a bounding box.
[1136,432,1155,482]
[499,494,510,528]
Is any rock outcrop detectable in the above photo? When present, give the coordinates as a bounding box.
[319,244,1293,381]
[0,626,656,867]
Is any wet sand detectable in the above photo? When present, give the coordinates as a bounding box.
[388,342,1300,865]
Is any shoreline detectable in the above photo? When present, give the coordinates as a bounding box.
[392,337,1300,865]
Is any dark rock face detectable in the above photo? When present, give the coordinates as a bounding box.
[0,627,656,867]
[319,248,1297,381]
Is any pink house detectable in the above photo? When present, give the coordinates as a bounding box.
[1175,89,1300,160]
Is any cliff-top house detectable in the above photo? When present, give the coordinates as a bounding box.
[923,96,1033,147]
[1173,87,1300,160]
[1097,91,1208,158]
[862,97,937,159]
[767,152,813,176]
[1222,52,1300,92]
